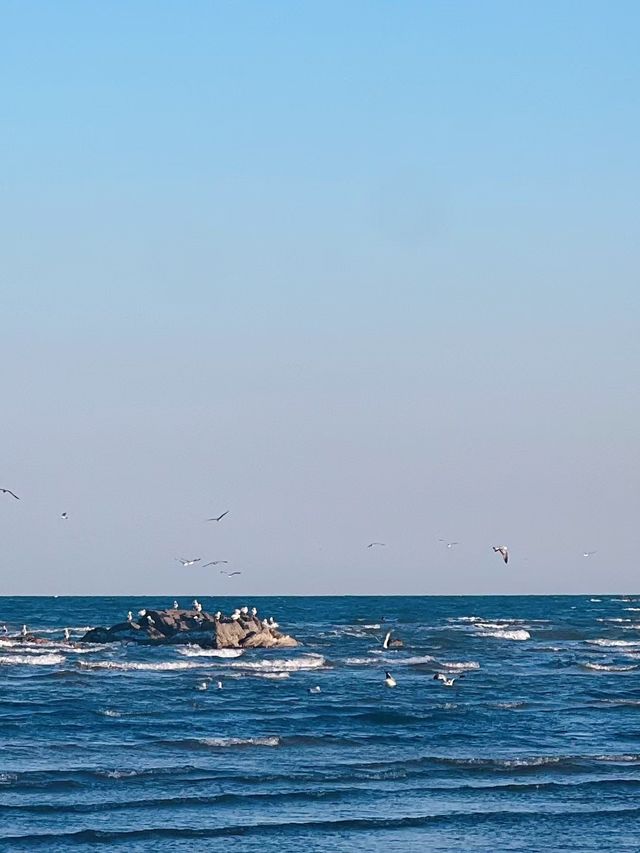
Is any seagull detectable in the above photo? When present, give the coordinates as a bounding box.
[240,606,249,615]
[384,671,397,688]
[64,628,71,641]
[308,686,321,694]
[127,611,133,622]
[221,570,242,576]
[216,681,223,689]
[173,600,180,609]
[251,607,257,617]
[367,542,386,548]
[192,599,202,613]
[433,672,463,687]
[202,561,228,567]
[214,610,222,620]
[493,545,509,564]
[195,680,209,691]
[439,539,459,549]
[206,511,229,522]
[61,512,68,520]
[582,551,597,558]
[0,489,20,500]
[176,558,201,566]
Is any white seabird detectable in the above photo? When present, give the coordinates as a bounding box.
[216,680,223,689]
[192,599,202,613]
[308,686,321,694]
[214,611,222,620]
[231,609,241,621]
[173,600,180,609]
[439,539,459,549]
[195,680,209,691]
[434,672,463,687]
[127,611,133,623]
[492,545,509,564]
[382,631,391,649]
[251,607,257,616]
[240,606,249,615]
[582,551,597,558]
[384,671,397,688]
[21,624,28,637]
[176,558,201,567]
[64,628,71,641]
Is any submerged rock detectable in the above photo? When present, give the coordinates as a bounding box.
[80,608,298,649]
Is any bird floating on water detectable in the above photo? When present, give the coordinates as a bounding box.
[1,488,19,500]
[196,681,208,691]
[384,671,397,688]
[216,681,223,690]
[493,545,509,564]
[206,511,229,522]
[309,686,321,694]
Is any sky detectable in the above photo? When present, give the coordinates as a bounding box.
[1,1,639,595]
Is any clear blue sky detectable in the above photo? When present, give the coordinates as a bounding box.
[1,1,638,595]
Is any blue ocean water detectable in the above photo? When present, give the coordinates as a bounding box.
[1,595,640,852]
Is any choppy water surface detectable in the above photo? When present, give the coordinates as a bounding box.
[2,595,640,852]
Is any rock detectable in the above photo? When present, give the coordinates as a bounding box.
[79,607,298,649]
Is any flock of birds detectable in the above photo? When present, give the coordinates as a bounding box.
[2,488,598,571]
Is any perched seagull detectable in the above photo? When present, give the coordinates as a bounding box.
[173,600,180,609]
[384,671,397,688]
[203,561,228,567]
[493,545,509,564]
[214,610,222,620]
[240,606,249,616]
[251,607,257,617]
[206,511,229,522]
[176,558,201,566]
[367,542,386,548]
[192,599,202,613]
[221,570,242,576]
[61,512,68,520]
[582,551,597,558]
[127,611,133,623]
[439,539,459,549]
[0,488,20,500]
[231,609,241,621]
[138,609,147,617]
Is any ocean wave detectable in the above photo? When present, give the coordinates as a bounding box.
[586,639,640,647]
[475,629,530,641]
[198,736,280,748]
[582,662,638,672]
[229,654,326,673]
[0,653,66,666]
[79,660,202,672]
[176,647,244,658]
[440,660,480,670]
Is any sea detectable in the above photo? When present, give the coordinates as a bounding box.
[1,595,640,852]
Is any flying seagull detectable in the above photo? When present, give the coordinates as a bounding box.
[367,542,386,548]
[582,551,597,558]
[206,511,229,522]
[433,672,464,687]
[0,489,20,500]
[202,560,228,567]
[61,512,69,520]
[176,557,201,566]
[492,545,509,564]
[439,539,459,549]
[220,570,242,576]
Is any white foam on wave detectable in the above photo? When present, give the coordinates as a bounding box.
[582,662,638,672]
[361,624,381,629]
[230,654,326,673]
[176,647,244,658]
[587,639,640,648]
[99,709,122,717]
[199,736,280,748]
[440,660,480,671]
[625,608,640,612]
[590,598,602,602]
[79,660,202,672]
[596,618,630,623]
[0,653,66,666]
[475,629,530,641]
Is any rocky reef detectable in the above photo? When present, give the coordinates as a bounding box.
[80,607,298,649]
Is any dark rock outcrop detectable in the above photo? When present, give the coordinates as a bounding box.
[80,608,298,649]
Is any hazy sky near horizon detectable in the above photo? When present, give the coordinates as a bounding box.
[1,1,639,596]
